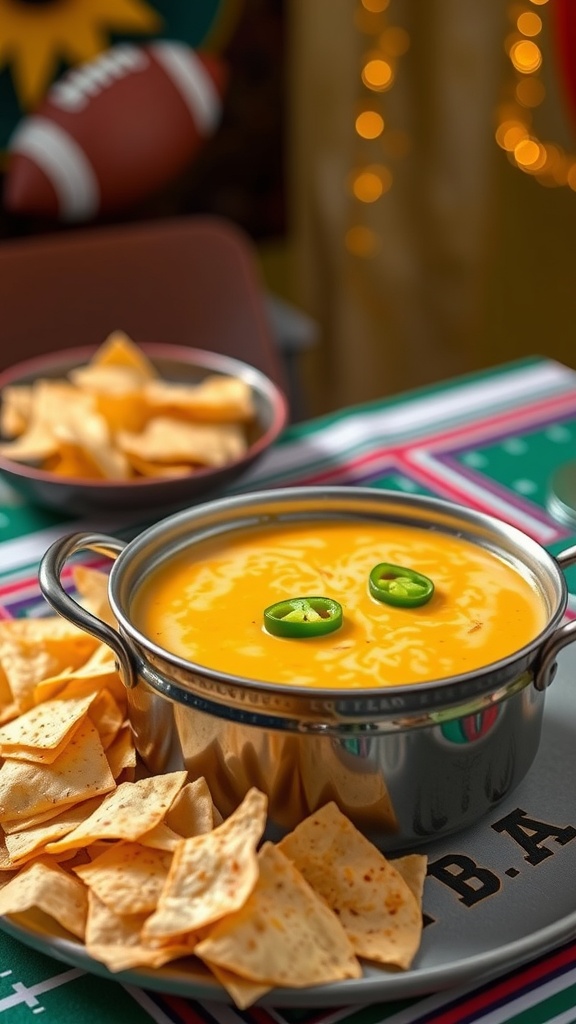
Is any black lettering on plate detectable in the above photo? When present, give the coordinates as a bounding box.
[427,853,500,906]
[491,807,576,865]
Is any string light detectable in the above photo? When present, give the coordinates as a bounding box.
[346,0,410,257]
[348,0,572,261]
[495,0,576,189]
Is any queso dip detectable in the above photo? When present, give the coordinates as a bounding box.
[132,520,546,688]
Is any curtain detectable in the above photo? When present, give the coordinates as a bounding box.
[287,0,576,414]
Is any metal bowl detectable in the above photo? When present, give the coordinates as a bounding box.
[0,344,288,516]
[39,486,576,851]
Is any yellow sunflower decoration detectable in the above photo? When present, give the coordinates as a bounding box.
[0,0,241,152]
[0,0,161,112]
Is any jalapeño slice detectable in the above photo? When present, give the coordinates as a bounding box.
[263,596,343,638]
[369,563,434,608]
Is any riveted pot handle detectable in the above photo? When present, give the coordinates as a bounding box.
[38,532,137,690]
[534,542,576,690]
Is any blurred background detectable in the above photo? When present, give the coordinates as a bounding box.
[2,0,576,418]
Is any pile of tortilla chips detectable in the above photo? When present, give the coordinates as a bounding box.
[0,568,427,1008]
[0,332,256,480]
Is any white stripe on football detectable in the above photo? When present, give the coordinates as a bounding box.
[5,41,227,221]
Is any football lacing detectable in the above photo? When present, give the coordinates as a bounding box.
[51,45,149,113]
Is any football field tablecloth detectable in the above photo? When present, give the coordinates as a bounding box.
[1,355,576,1023]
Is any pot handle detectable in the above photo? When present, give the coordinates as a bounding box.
[534,542,576,690]
[38,532,137,690]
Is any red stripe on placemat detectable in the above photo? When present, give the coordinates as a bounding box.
[0,555,111,608]
[247,1008,279,1023]
[149,992,286,1024]
[420,940,576,1024]
[407,389,576,453]
[285,449,399,487]
[151,993,213,1024]
[0,562,82,597]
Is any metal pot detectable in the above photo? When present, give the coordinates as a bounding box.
[39,487,576,851]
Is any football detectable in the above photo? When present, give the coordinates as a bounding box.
[3,41,228,221]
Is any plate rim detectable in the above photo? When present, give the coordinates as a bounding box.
[1,898,576,1007]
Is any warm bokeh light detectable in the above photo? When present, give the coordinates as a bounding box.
[379,26,410,56]
[515,75,545,106]
[496,0,573,189]
[514,137,546,170]
[540,145,569,185]
[510,39,542,73]
[495,119,528,151]
[345,225,381,257]
[504,30,521,56]
[567,164,576,191]
[516,11,542,35]
[348,0,410,251]
[356,110,385,139]
[362,57,394,91]
[361,0,390,12]
[351,165,393,202]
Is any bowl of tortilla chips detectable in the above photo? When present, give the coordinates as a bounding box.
[0,332,288,516]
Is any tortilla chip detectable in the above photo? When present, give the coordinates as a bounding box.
[0,430,57,464]
[70,365,144,393]
[34,647,123,705]
[0,660,19,724]
[122,454,191,478]
[133,782,212,847]
[0,858,88,939]
[195,842,362,988]
[48,441,110,480]
[164,777,215,838]
[88,689,124,750]
[105,725,136,780]
[45,771,188,854]
[142,788,267,944]
[53,409,132,480]
[96,387,149,435]
[1,640,75,714]
[0,718,115,825]
[88,331,157,381]
[68,364,149,436]
[0,380,86,463]
[392,853,428,906]
[117,418,247,467]
[4,797,105,865]
[0,839,18,873]
[0,692,96,762]
[0,617,99,712]
[207,962,271,1009]
[33,379,92,423]
[278,802,424,969]
[74,842,172,915]
[137,822,182,852]
[72,567,116,627]
[0,383,33,437]
[84,891,194,973]
[2,801,96,835]
[143,375,255,423]
[0,617,96,645]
